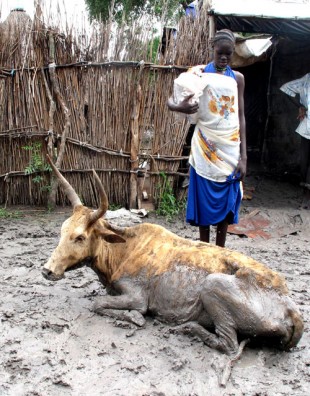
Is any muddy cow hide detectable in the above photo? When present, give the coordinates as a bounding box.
[42,158,303,356]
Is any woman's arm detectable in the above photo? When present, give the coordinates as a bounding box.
[286,93,302,109]
[280,90,306,121]
[167,66,206,114]
[235,71,247,180]
[167,94,199,114]
[298,104,307,121]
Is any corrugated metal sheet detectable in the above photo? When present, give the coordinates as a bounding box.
[215,16,310,38]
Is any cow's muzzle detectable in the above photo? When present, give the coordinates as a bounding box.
[42,267,64,281]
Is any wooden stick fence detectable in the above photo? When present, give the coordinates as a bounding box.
[0,4,210,208]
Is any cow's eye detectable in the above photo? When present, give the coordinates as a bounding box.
[75,235,85,243]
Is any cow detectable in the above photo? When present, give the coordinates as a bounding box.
[42,157,303,358]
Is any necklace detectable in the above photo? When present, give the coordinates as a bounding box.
[214,62,227,72]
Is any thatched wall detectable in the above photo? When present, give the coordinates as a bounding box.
[0,5,210,208]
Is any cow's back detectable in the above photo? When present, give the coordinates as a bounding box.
[109,223,288,295]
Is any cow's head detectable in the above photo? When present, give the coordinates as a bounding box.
[42,156,125,281]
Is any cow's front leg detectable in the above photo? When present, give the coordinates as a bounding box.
[94,308,146,327]
[93,278,148,327]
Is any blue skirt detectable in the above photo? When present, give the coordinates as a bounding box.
[186,167,242,226]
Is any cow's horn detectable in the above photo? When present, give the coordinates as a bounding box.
[88,170,109,225]
[46,154,82,207]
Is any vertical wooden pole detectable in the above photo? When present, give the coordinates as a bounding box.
[41,68,55,159]
[129,82,142,209]
[47,31,71,209]
[205,0,216,62]
[208,15,216,62]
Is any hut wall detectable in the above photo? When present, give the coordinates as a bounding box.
[262,39,310,174]
[235,60,270,163]
[0,65,188,207]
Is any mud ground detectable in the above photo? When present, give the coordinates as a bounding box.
[0,173,309,396]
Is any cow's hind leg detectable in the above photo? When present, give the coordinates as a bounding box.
[199,273,244,355]
[170,274,242,355]
[172,321,233,352]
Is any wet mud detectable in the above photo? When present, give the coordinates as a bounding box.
[0,176,309,396]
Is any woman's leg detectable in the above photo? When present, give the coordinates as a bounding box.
[216,220,229,247]
[300,136,310,209]
[300,136,310,183]
[199,226,210,243]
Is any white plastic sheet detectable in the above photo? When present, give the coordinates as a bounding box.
[210,0,310,20]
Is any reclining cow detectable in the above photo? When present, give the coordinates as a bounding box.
[42,157,303,357]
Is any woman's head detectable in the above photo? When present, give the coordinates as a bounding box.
[212,29,235,69]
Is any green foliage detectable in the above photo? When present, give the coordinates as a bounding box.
[156,172,186,221]
[22,142,51,188]
[85,0,184,24]
[147,35,161,63]
[0,207,22,219]
[109,203,123,211]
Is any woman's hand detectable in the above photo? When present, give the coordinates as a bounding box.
[234,158,247,181]
[297,106,307,121]
[167,94,199,114]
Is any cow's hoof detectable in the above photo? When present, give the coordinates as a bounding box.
[92,300,104,314]
[170,323,193,335]
[123,310,146,327]
[93,305,146,327]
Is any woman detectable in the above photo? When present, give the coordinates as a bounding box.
[167,29,247,247]
[280,73,310,209]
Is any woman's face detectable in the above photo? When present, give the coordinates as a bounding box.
[213,40,234,69]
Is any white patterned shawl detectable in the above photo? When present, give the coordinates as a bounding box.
[173,71,240,182]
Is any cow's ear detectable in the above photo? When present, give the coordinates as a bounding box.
[102,232,126,244]
[94,225,126,243]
